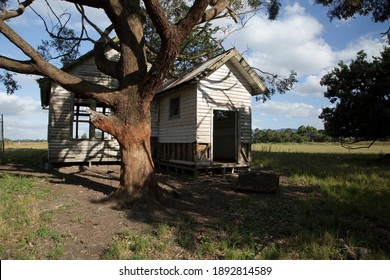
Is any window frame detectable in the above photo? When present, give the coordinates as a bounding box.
[169,96,180,119]
[72,97,112,140]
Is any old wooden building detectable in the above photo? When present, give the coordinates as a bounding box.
[40,48,268,171]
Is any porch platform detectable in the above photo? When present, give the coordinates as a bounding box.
[155,159,250,177]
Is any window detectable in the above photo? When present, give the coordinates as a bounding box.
[73,98,112,140]
[169,97,180,118]
[73,102,90,140]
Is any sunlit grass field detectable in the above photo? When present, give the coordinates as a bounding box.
[253,141,390,154]
[5,141,48,150]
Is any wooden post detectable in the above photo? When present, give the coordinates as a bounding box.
[1,114,4,163]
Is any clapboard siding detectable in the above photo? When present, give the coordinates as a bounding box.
[48,51,120,163]
[157,84,197,143]
[67,49,119,88]
[197,63,252,144]
[150,100,159,137]
[49,140,120,162]
[48,85,72,141]
[45,48,261,166]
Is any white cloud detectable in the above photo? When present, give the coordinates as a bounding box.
[0,91,47,139]
[0,92,41,116]
[254,100,316,118]
[294,73,327,96]
[224,2,387,106]
[4,119,48,140]
[226,3,335,76]
[252,100,324,129]
[336,34,386,62]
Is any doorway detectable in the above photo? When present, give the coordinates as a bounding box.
[213,110,238,162]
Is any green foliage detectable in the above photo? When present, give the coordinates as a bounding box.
[37,26,80,66]
[267,0,281,20]
[252,126,333,143]
[320,47,390,141]
[0,71,20,94]
[255,69,298,100]
[144,0,225,75]
[315,0,390,22]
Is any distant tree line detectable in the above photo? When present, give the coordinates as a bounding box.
[252,125,333,143]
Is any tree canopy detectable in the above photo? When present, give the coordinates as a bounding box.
[315,0,390,23]
[252,126,332,143]
[319,45,390,143]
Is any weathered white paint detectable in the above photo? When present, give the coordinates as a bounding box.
[47,54,120,163]
[156,84,197,143]
[196,62,252,145]
[46,49,258,166]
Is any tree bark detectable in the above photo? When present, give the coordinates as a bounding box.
[115,122,161,206]
[89,89,162,206]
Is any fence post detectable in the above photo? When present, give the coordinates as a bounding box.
[0,114,4,163]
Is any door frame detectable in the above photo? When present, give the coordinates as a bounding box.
[211,109,240,163]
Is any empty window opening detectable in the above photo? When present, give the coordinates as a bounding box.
[73,99,112,140]
[169,97,180,118]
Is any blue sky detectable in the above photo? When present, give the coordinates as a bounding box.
[0,0,388,139]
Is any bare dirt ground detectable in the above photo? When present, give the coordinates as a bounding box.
[1,163,303,259]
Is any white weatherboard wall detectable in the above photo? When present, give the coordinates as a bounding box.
[157,84,197,143]
[48,53,120,163]
[196,61,252,146]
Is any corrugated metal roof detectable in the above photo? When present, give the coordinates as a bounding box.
[157,48,268,96]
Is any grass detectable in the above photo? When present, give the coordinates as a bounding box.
[252,141,390,154]
[249,142,390,259]
[0,172,68,259]
[104,228,153,260]
[2,141,47,167]
[1,141,389,259]
[0,142,68,259]
[5,141,48,150]
[104,142,390,259]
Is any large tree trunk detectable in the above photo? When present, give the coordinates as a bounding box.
[114,121,162,206]
[90,90,163,206]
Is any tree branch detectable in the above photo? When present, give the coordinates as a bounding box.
[197,0,228,24]
[177,0,214,32]
[142,0,229,100]
[0,56,38,74]
[74,3,118,48]
[60,0,103,9]
[0,18,115,106]
[340,138,377,150]
[0,19,43,64]
[94,38,120,79]
[144,0,175,41]
[0,0,34,21]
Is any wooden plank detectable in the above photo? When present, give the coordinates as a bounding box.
[157,84,197,143]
